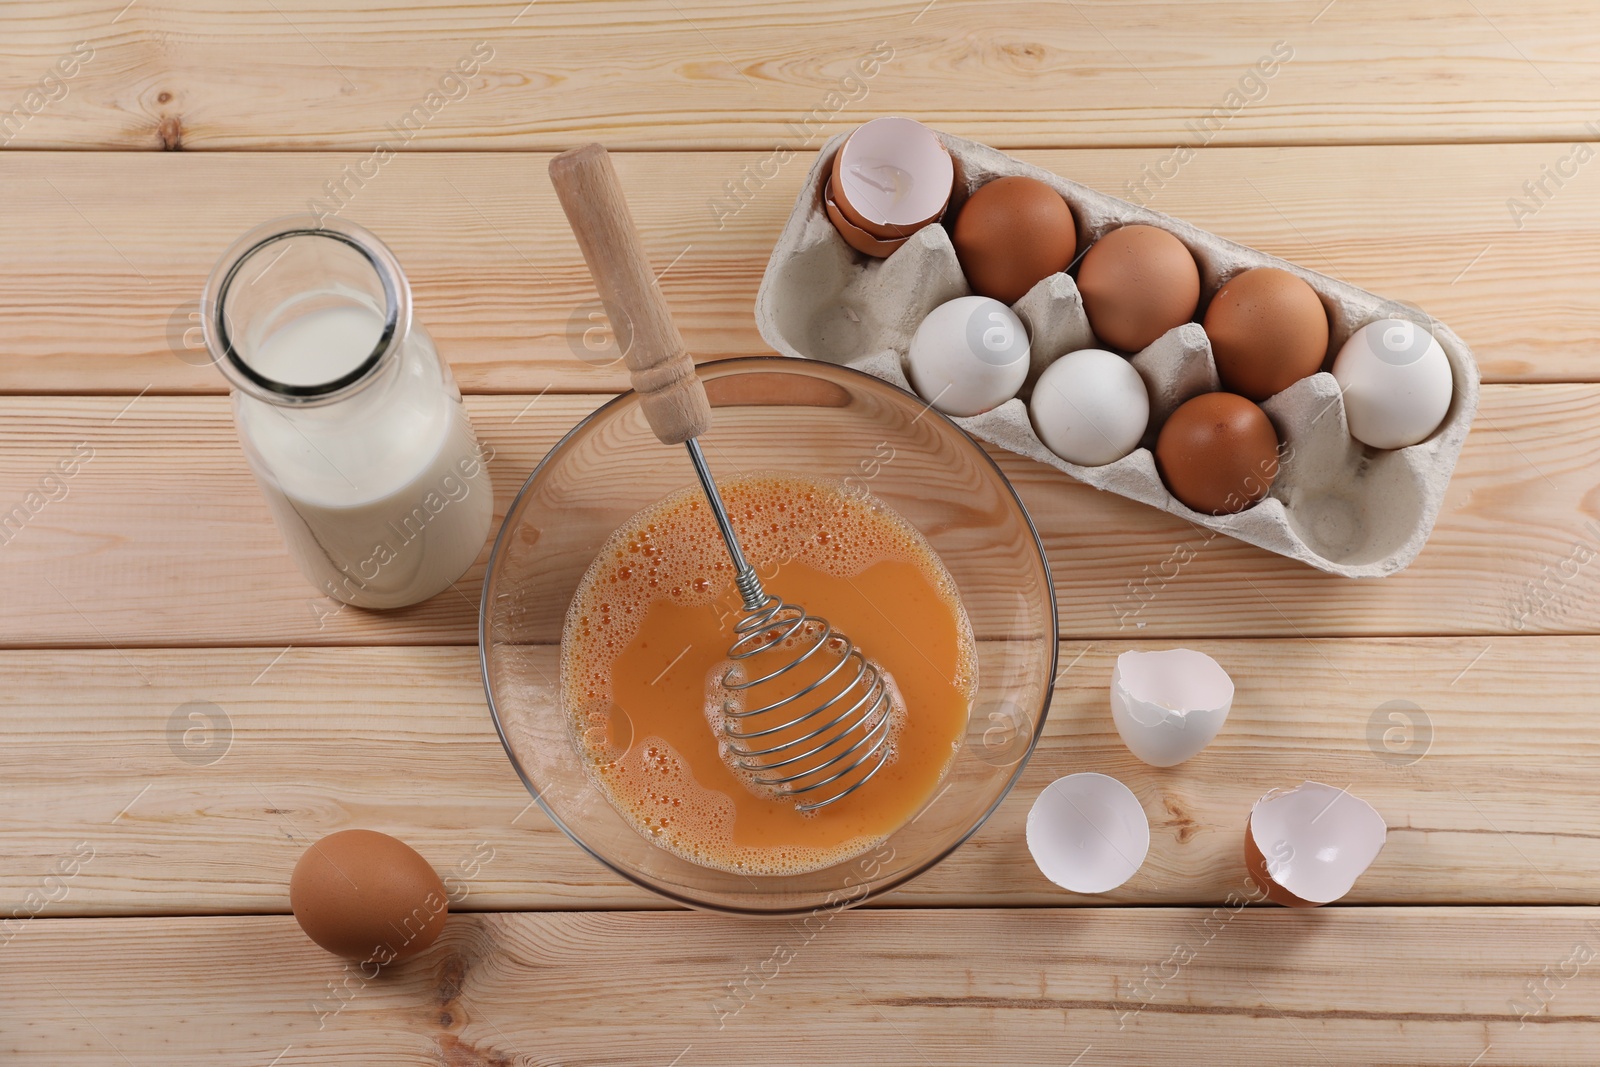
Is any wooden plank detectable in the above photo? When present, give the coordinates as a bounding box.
[3,907,1596,1064]
[2,639,1595,915]
[0,386,1595,646]
[2,1,1599,151]
[0,145,1594,395]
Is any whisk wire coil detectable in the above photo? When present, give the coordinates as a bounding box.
[719,592,895,812]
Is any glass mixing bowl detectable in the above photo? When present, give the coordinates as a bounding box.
[480,357,1057,914]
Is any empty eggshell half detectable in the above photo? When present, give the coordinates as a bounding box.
[830,116,954,240]
[1026,772,1150,894]
[1244,781,1387,908]
[1110,648,1234,767]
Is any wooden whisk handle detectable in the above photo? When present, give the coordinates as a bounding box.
[548,143,711,444]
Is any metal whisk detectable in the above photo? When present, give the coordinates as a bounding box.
[551,144,895,812]
[685,440,894,811]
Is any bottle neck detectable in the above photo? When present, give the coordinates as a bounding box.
[203,217,413,410]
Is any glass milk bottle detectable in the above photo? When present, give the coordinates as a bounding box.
[201,216,494,609]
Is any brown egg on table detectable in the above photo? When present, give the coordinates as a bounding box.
[1155,392,1280,515]
[1076,224,1201,352]
[1203,267,1330,401]
[289,829,449,963]
[951,176,1077,305]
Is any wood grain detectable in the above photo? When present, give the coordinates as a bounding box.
[0,387,1595,646]
[0,144,1594,395]
[1,1,1598,151]
[2,639,1594,915]
[4,907,1596,1064]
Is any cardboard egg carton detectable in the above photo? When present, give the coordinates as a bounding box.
[754,128,1480,577]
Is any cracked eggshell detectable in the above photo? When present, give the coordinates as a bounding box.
[1110,649,1233,767]
[1244,781,1388,908]
[1026,773,1150,894]
[829,116,954,241]
[824,181,909,258]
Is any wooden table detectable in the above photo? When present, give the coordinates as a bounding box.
[4,2,1598,1063]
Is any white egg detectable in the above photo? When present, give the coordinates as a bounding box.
[906,296,1029,417]
[1025,773,1149,894]
[1331,318,1454,449]
[1028,348,1149,466]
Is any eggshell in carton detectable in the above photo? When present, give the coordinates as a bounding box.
[754,128,1481,577]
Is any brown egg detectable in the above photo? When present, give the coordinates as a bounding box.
[289,829,448,962]
[1203,267,1330,401]
[1155,393,1280,515]
[1076,224,1201,352]
[951,176,1077,305]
